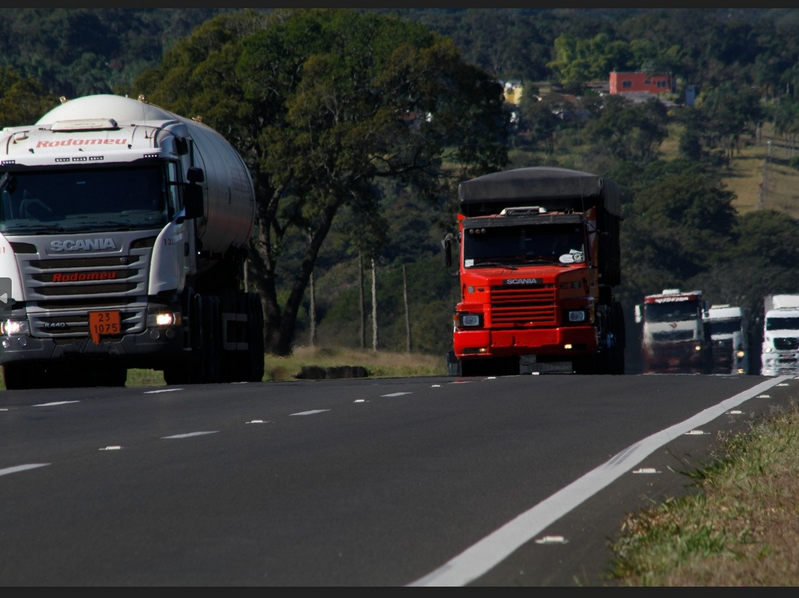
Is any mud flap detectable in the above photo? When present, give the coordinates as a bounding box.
[446,350,461,376]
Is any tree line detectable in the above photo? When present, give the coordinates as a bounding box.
[1,8,799,369]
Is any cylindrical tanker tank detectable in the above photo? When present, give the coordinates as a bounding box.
[35,94,256,255]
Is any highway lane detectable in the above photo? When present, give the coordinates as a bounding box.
[0,373,795,586]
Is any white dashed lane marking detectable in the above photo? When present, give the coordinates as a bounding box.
[0,464,50,477]
[290,410,330,416]
[161,431,219,439]
[32,401,79,407]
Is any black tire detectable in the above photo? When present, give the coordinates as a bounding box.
[94,365,127,387]
[610,300,626,375]
[164,291,202,385]
[3,363,33,390]
[247,292,265,382]
[202,294,221,383]
[573,354,597,375]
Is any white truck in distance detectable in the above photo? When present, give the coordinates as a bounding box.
[0,94,264,389]
[635,288,712,374]
[761,294,799,376]
[704,304,749,375]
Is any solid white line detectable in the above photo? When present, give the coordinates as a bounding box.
[161,431,218,439]
[0,463,50,477]
[32,401,79,407]
[408,375,790,587]
[290,409,330,416]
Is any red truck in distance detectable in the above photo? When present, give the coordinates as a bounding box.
[443,166,625,376]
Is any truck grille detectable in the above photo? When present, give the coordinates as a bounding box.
[14,240,153,339]
[489,286,555,327]
[652,330,694,342]
[29,309,145,340]
[774,337,799,351]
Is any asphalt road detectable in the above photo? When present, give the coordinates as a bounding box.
[0,372,794,586]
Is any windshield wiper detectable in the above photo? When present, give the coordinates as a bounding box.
[67,220,137,232]
[471,261,518,270]
[525,257,561,265]
[2,223,66,233]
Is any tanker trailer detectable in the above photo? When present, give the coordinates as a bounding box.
[0,94,263,389]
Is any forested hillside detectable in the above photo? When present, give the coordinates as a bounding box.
[2,8,799,373]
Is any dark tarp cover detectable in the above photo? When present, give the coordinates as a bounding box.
[458,166,621,218]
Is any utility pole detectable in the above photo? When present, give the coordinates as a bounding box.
[371,258,378,352]
[758,139,772,211]
[403,264,411,353]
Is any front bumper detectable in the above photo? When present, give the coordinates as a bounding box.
[0,326,185,370]
[453,325,597,359]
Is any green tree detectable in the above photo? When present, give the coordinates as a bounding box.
[621,159,737,289]
[0,66,58,127]
[548,32,632,88]
[134,8,508,356]
[695,82,763,163]
[582,95,669,164]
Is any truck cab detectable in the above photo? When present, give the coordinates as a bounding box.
[761,294,799,376]
[636,289,712,374]
[704,304,749,375]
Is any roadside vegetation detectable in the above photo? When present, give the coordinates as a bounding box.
[607,400,799,586]
[0,349,447,390]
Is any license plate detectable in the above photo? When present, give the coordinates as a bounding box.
[89,310,121,344]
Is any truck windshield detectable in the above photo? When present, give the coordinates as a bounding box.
[766,317,799,331]
[645,301,699,323]
[0,165,172,234]
[463,224,584,267]
[708,320,742,335]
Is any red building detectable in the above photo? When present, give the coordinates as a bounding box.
[609,71,675,95]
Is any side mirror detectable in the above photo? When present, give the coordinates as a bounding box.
[187,167,205,184]
[442,234,453,268]
[184,184,204,219]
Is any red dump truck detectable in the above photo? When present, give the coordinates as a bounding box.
[442,166,625,376]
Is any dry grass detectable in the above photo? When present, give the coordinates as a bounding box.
[608,402,799,586]
[0,347,447,390]
[720,124,799,218]
[263,345,446,381]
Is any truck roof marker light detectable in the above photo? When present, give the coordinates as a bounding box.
[50,118,119,132]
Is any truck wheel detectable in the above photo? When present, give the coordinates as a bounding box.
[460,359,478,377]
[247,293,265,382]
[95,366,127,387]
[202,295,221,383]
[3,363,33,390]
[164,290,202,385]
[573,355,597,374]
[446,351,461,376]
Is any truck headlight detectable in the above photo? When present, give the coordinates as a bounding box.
[0,320,29,336]
[568,310,586,322]
[455,313,483,328]
[147,312,182,328]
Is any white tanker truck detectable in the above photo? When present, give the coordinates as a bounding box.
[0,94,263,389]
